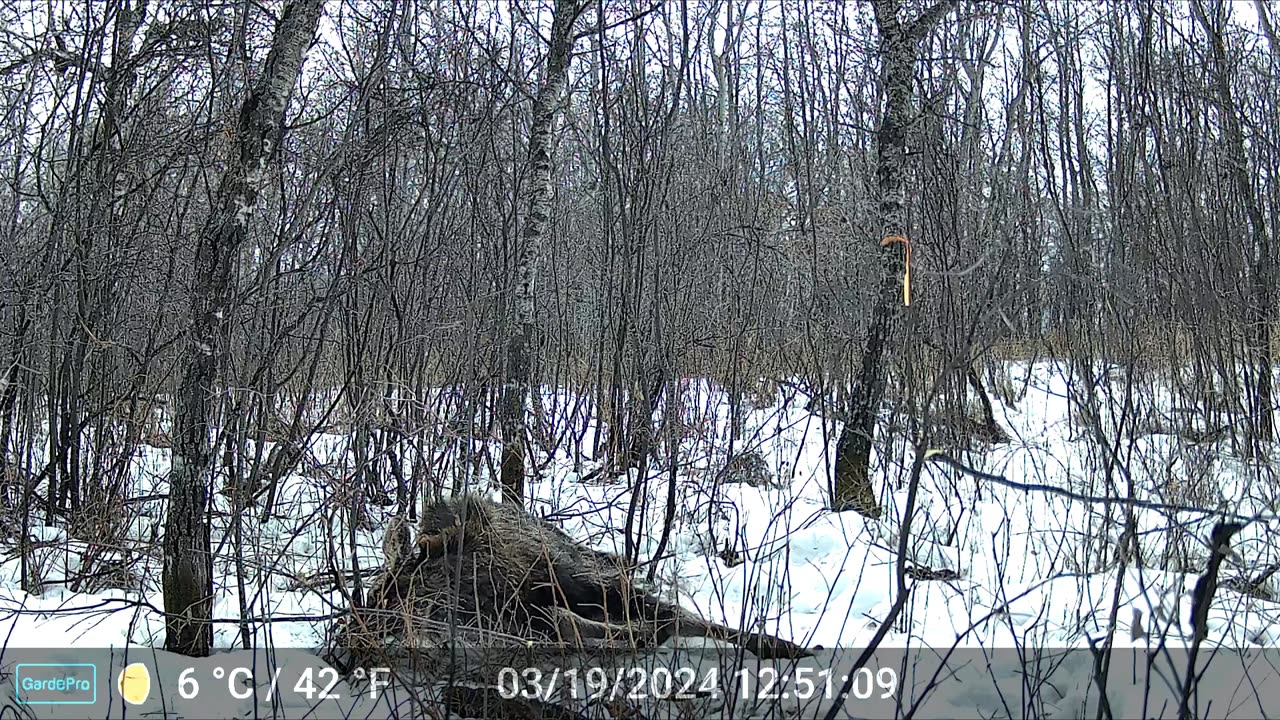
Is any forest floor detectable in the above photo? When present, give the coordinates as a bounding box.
[1,360,1279,717]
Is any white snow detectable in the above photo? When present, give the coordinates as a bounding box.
[1,360,1278,717]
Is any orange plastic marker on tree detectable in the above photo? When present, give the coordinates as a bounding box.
[880,234,912,306]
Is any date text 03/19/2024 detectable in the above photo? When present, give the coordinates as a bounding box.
[496,665,900,703]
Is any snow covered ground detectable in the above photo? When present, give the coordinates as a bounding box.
[1,360,1278,717]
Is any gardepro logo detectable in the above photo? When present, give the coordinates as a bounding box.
[15,663,97,705]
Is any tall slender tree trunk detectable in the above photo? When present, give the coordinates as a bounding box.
[164,0,324,657]
[1191,0,1274,449]
[499,0,582,505]
[833,0,952,518]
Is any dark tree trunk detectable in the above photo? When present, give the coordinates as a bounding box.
[500,0,582,505]
[163,0,324,657]
[1191,0,1273,449]
[833,0,952,518]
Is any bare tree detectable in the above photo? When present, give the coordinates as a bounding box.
[164,0,325,657]
[499,0,584,505]
[1190,0,1274,451]
[834,0,954,517]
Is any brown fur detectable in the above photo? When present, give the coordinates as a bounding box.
[356,495,809,659]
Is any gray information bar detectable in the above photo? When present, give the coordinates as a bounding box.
[1,645,1276,718]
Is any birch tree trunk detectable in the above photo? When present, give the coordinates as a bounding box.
[500,0,582,505]
[164,0,325,657]
[833,0,952,518]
